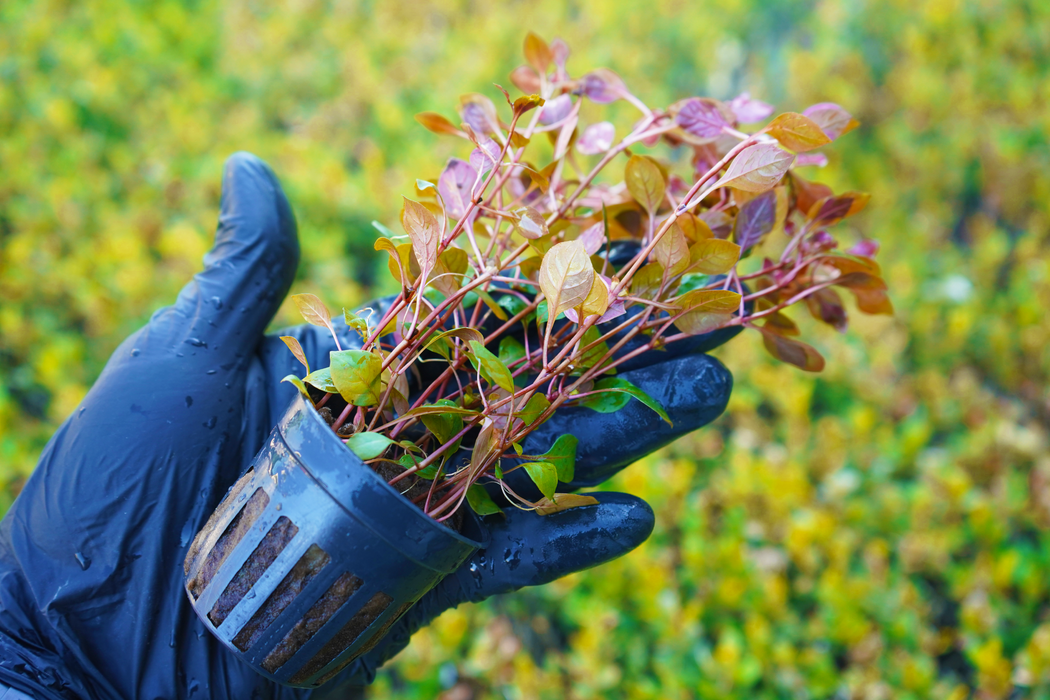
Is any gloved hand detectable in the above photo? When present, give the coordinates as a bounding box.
[0,153,734,700]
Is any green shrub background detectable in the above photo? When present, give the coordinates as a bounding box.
[2,0,1049,697]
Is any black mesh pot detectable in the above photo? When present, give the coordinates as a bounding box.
[184,393,480,688]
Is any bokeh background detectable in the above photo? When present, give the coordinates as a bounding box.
[2,0,1049,697]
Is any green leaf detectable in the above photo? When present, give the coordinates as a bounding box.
[540,434,578,483]
[281,374,312,401]
[330,349,383,406]
[678,273,714,295]
[521,461,558,500]
[400,453,440,480]
[536,300,550,330]
[371,220,397,238]
[467,484,503,516]
[416,178,436,191]
[423,327,485,361]
[498,294,528,318]
[468,340,515,393]
[401,403,479,419]
[519,393,551,427]
[475,288,509,320]
[345,432,395,460]
[575,325,612,373]
[419,399,465,445]
[343,309,369,338]
[498,336,527,367]
[579,377,673,426]
[303,367,337,393]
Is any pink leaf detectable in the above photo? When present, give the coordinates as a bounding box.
[673,97,730,139]
[579,68,626,104]
[576,122,615,155]
[727,92,774,123]
[794,152,829,168]
[469,138,501,175]
[802,103,857,140]
[539,94,573,125]
[438,158,479,220]
[578,222,606,255]
[551,38,570,68]
[847,239,880,258]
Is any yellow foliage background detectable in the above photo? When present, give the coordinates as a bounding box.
[1,0,1049,698]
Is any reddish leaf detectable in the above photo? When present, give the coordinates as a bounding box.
[820,253,882,278]
[835,272,887,291]
[670,97,731,143]
[733,189,777,252]
[758,328,826,372]
[415,112,464,137]
[807,192,871,227]
[850,287,894,315]
[789,172,834,217]
[510,65,541,94]
[762,312,800,337]
[805,287,848,332]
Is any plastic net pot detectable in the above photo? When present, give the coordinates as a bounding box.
[183,393,480,688]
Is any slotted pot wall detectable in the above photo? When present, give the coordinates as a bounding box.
[184,393,481,688]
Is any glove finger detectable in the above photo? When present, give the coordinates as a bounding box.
[504,351,731,497]
[350,492,653,681]
[143,152,298,369]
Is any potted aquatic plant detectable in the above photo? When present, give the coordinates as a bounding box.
[185,33,889,687]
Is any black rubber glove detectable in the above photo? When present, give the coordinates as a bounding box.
[0,153,733,700]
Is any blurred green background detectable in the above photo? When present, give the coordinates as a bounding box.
[2,0,1049,697]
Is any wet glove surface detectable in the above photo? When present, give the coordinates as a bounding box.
[0,153,734,700]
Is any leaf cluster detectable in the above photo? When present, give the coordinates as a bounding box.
[282,32,888,521]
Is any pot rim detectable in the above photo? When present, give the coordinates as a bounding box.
[284,392,483,551]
